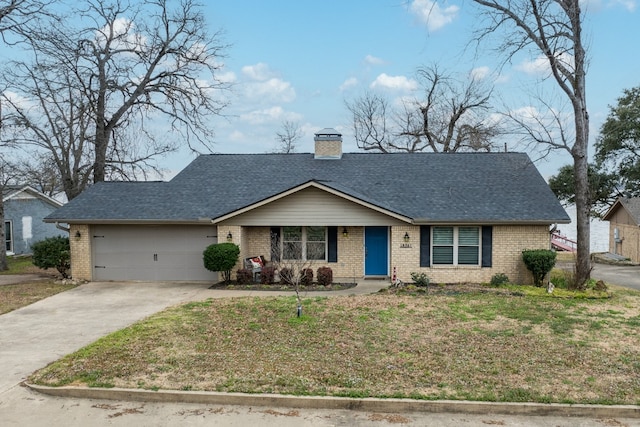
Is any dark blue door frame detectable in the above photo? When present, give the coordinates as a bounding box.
[365,226,388,276]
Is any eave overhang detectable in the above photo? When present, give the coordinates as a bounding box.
[43,218,214,225]
[412,219,571,225]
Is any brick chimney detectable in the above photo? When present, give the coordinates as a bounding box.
[314,128,342,159]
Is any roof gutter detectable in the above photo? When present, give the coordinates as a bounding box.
[412,219,572,225]
[44,218,215,225]
[54,222,70,233]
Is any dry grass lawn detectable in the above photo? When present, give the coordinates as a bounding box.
[0,281,78,314]
[0,256,70,314]
[29,283,640,405]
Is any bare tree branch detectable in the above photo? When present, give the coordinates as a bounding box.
[0,0,52,43]
[346,65,501,153]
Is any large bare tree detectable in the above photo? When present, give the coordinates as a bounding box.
[1,0,229,199]
[0,0,53,270]
[472,0,590,287]
[346,66,500,153]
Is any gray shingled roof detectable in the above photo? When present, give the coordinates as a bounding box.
[45,152,570,224]
[607,197,640,225]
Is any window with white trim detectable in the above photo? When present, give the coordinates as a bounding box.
[432,226,480,265]
[4,221,13,253]
[282,226,326,260]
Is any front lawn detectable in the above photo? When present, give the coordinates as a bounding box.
[0,255,51,275]
[0,281,78,314]
[0,256,73,314]
[29,284,640,405]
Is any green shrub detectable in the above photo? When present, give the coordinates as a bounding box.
[490,273,510,286]
[522,249,557,287]
[203,243,240,283]
[317,266,333,286]
[410,272,430,287]
[31,236,71,278]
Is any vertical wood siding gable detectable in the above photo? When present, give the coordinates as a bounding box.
[224,187,405,226]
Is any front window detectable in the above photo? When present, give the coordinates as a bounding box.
[283,227,303,259]
[282,226,326,260]
[432,226,479,265]
[4,221,12,253]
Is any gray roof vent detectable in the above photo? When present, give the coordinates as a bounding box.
[314,128,342,159]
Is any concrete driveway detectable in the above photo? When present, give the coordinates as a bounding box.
[0,281,213,394]
[592,262,640,291]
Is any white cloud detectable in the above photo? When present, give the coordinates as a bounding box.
[216,70,237,84]
[587,0,637,11]
[470,66,490,81]
[239,63,296,103]
[370,73,418,92]
[95,17,146,51]
[1,90,34,110]
[515,56,549,75]
[515,53,575,76]
[244,78,296,103]
[409,0,459,32]
[229,130,244,141]
[614,0,637,11]
[364,55,385,66]
[240,107,302,125]
[242,63,276,81]
[339,77,359,92]
[511,105,542,121]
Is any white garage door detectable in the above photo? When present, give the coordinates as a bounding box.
[92,225,218,281]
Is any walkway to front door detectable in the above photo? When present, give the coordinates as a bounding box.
[364,226,388,276]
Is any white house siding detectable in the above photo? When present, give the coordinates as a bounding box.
[220,187,407,227]
[561,204,609,253]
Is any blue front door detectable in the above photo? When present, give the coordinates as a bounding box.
[365,226,388,276]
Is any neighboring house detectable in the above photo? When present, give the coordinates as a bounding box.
[4,185,65,255]
[603,197,640,263]
[45,129,570,284]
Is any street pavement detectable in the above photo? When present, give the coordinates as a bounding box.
[5,384,639,427]
[591,262,640,291]
[1,274,639,426]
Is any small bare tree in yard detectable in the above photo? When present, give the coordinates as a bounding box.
[273,120,303,154]
[472,0,591,288]
[270,227,325,317]
[346,66,500,153]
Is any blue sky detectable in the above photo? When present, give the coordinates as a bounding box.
[167,0,639,179]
